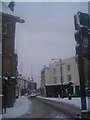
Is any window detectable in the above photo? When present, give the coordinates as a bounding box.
[53,68,56,74]
[56,64,59,67]
[67,65,71,71]
[54,77,57,84]
[3,25,8,34]
[67,75,71,82]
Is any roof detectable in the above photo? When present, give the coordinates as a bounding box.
[0,2,19,19]
[41,67,49,73]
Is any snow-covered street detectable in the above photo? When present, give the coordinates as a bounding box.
[1,95,89,119]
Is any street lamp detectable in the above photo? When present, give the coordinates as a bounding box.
[17,18,25,24]
[2,18,25,34]
[2,18,25,25]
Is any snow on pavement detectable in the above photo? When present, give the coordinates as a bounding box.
[2,96,31,118]
[0,114,2,120]
[37,96,89,109]
[1,95,90,119]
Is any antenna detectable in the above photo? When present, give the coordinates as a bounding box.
[21,61,23,75]
[31,64,33,80]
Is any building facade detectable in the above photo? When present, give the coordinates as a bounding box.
[0,1,2,114]
[16,75,37,97]
[1,2,21,108]
[41,67,49,96]
[41,57,80,97]
[87,1,90,111]
[88,2,90,87]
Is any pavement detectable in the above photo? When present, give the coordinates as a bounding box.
[2,96,31,119]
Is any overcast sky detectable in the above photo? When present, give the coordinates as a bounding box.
[13,2,88,87]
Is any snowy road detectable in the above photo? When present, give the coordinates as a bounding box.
[20,97,80,119]
[2,96,82,119]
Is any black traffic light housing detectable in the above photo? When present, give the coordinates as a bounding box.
[74,12,90,111]
[74,12,90,60]
[78,12,89,27]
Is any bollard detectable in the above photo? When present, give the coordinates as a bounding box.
[68,94,72,100]
[58,95,60,99]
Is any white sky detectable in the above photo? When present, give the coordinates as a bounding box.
[11,2,88,87]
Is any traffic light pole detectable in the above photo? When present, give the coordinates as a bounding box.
[87,32,90,115]
[74,11,90,118]
[78,35,87,118]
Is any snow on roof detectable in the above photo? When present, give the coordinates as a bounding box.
[45,83,61,86]
[1,2,19,19]
[45,81,74,87]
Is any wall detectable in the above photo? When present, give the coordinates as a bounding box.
[88,2,90,85]
[62,57,79,85]
[0,5,2,114]
[49,61,60,85]
[2,14,17,107]
[87,1,90,111]
[46,57,79,85]
[2,15,16,76]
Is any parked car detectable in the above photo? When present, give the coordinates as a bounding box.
[30,93,37,97]
[24,93,29,96]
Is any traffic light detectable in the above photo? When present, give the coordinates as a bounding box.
[74,13,82,56]
[78,12,89,27]
[74,12,89,112]
[74,12,90,59]
[75,44,80,55]
[74,14,79,30]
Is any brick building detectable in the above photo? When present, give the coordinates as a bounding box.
[2,2,24,108]
[0,1,2,114]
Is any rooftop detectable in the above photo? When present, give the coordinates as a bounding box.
[0,2,19,19]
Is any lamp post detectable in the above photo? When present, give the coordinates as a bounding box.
[52,58,63,97]
[60,59,63,85]
[2,18,25,25]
